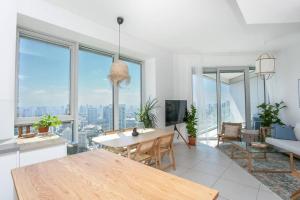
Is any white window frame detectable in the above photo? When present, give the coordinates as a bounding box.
[15,28,144,142]
[15,28,76,126]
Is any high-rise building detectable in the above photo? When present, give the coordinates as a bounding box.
[78,131,88,149]
[102,105,112,131]
[87,107,97,125]
[119,104,126,129]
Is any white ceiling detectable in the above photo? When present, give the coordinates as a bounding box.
[44,0,300,54]
[237,0,300,24]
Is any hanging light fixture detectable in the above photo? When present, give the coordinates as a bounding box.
[255,52,276,103]
[108,17,130,85]
[255,53,276,80]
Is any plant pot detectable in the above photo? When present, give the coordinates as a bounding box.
[38,127,49,134]
[188,136,196,146]
[260,127,271,142]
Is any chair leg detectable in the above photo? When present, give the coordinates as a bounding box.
[217,136,220,147]
[170,148,176,170]
[157,151,162,169]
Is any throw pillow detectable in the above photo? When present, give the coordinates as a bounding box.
[294,123,300,141]
[271,124,297,141]
[224,125,239,137]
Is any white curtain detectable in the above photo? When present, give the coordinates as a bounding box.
[192,66,218,134]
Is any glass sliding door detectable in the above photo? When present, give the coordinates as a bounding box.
[220,71,246,126]
[193,66,253,140]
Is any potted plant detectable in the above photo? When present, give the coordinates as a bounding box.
[136,98,159,128]
[33,115,62,134]
[184,104,198,145]
[257,101,286,141]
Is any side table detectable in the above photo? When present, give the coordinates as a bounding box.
[241,129,259,143]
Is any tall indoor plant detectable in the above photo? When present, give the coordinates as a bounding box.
[33,115,62,134]
[136,98,159,128]
[257,101,286,141]
[184,104,198,145]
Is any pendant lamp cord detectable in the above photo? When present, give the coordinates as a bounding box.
[118,23,121,59]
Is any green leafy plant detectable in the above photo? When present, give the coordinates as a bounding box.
[257,101,286,127]
[184,104,198,138]
[136,98,159,128]
[33,115,62,129]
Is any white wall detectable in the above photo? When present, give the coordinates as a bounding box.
[0,0,17,140]
[274,45,300,125]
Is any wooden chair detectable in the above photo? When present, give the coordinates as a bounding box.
[156,134,176,170]
[217,122,242,147]
[131,139,157,167]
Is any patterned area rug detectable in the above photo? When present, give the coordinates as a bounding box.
[218,143,300,200]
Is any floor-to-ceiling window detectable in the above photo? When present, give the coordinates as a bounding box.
[118,58,142,129]
[193,73,217,139]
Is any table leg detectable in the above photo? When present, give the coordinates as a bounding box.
[127,145,131,159]
[248,152,253,173]
[290,153,295,172]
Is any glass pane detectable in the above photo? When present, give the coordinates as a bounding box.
[17,36,71,117]
[52,122,73,143]
[193,73,218,139]
[119,60,141,129]
[78,49,113,150]
[220,72,245,125]
[249,71,264,129]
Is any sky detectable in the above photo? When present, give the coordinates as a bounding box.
[18,36,141,109]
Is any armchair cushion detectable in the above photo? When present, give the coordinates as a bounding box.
[224,124,240,137]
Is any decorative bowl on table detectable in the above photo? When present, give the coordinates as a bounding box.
[251,142,268,148]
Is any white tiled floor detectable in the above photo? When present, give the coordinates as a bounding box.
[164,141,283,200]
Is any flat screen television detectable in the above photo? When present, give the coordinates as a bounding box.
[165,100,187,126]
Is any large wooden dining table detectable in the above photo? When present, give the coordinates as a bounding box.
[12,149,219,200]
[92,128,174,158]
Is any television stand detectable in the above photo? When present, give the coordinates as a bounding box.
[174,124,191,149]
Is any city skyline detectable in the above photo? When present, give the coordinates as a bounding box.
[18,36,141,109]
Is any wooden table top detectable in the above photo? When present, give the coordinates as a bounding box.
[12,149,218,200]
[92,128,174,148]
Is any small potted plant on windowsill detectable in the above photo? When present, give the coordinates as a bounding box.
[33,115,62,135]
[184,104,198,145]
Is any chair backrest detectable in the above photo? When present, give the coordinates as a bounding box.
[157,134,174,149]
[136,139,157,155]
[104,130,119,135]
[221,122,242,135]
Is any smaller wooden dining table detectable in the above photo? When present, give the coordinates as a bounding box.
[92,128,174,158]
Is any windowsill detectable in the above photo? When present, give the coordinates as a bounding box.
[17,134,66,152]
[0,135,66,155]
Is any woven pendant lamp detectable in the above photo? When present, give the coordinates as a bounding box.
[108,17,130,85]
